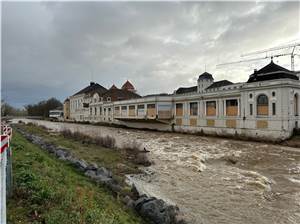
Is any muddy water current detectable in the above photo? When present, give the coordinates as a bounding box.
[13,119,300,224]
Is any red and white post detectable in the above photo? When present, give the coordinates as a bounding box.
[0,134,9,224]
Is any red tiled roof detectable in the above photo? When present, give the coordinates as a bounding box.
[121,80,135,90]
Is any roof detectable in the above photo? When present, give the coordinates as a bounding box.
[143,93,171,97]
[175,86,197,94]
[110,84,118,90]
[101,88,141,101]
[247,61,298,83]
[198,72,214,81]
[122,80,135,90]
[206,80,233,90]
[64,98,70,102]
[73,82,107,96]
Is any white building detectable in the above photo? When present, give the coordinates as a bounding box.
[66,61,300,141]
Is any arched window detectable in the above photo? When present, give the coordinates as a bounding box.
[294,94,298,116]
[257,94,268,116]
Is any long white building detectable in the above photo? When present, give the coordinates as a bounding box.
[66,61,300,141]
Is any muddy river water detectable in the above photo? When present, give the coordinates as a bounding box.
[13,119,300,224]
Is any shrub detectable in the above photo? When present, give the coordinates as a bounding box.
[121,141,151,166]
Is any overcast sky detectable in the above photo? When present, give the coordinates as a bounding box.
[2,1,300,108]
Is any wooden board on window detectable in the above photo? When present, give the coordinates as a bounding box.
[226,119,236,128]
[147,108,156,118]
[257,106,268,115]
[257,120,268,129]
[226,106,238,116]
[190,118,197,126]
[176,118,182,126]
[207,107,216,116]
[207,119,215,127]
[129,109,135,116]
[158,110,172,119]
[176,108,183,116]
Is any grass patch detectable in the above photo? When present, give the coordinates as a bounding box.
[18,123,141,182]
[8,131,145,224]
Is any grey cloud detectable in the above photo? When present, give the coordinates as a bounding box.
[2,2,299,107]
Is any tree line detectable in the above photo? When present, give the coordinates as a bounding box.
[1,97,62,117]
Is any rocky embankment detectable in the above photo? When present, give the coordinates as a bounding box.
[16,127,186,224]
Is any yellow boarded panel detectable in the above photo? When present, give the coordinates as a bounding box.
[158,110,172,119]
[176,108,183,116]
[257,106,268,116]
[257,120,268,129]
[176,118,182,126]
[190,118,197,126]
[147,108,156,118]
[226,119,236,128]
[129,109,135,116]
[226,106,238,116]
[207,107,216,116]
[207,119,215,127]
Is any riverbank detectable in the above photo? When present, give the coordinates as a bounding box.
[8,130,144,224]
[9,122,185,224]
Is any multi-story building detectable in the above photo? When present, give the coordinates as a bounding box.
[66,61,300,141]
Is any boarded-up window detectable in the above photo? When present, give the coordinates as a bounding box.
[147,104,156,118]
[158,104,172,119]
[90,107,92,115]
[250,104,253,116]
[226,99,238,116]
[99,107,102,115]
[114,106,120,116]
[190,102,198,116]
[190,118,197,126]
[176,103,183,116]
[95,107,97,115]
[176,118,182,126]
[257,94,268,116]
[206,101,216,116]
[129,105,136,116]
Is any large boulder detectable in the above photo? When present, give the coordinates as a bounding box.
[96,167,112,178]
[74,159,88,171]
[139,199,177,224]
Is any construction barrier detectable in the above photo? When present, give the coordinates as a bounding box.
[0,123,13,224]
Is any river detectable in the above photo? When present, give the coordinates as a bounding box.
[12,119,300,224]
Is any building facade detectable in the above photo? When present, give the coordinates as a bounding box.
[66,61,300,141]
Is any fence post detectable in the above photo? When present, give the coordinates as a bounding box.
[6,147,12,197]
[0,135,8,224]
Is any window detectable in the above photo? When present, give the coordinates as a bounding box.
[250,104,253,115]
[90,107,92,115]
[129,105,135,116]
[294,94,298,116]
[95,107,97,115]
[107,97,111,102]
[190,102,198,116]
[206,101,216,116]
[272,91,276,97]
[99,107,102,115]
[176,103,183,116]
[249,93,253,99]
[257,94,268,116]
[272,103,276,115]
[226,99,238,116]
[108,108,111,115]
